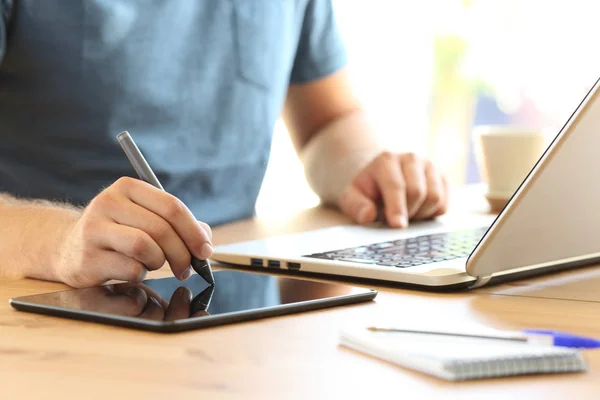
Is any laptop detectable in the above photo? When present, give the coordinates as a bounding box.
[212,76,600,290]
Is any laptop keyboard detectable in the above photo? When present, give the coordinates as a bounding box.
[304,227,488,268]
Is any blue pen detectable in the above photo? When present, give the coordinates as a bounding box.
[523,329,600,349]
[368,326,600,349]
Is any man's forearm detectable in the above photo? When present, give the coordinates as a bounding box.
[300,109,384,205]
[0,194,81,281]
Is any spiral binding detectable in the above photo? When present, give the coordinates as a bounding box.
[445,353,587,381]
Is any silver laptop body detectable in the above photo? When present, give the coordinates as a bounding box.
[212,77,600,290]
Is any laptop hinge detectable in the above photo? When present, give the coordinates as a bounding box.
[468,275,492,289]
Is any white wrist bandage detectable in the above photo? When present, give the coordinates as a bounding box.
[300,112,384,205]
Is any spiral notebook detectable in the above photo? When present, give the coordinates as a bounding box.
[339,327,587,381]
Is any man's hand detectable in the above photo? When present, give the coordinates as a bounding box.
[283,69,450,228]
[55,177,213,288]
[338,152,449,228]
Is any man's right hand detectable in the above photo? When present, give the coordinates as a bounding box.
[54,177,213,288]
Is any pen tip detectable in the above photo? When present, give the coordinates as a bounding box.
[191,257,215,285]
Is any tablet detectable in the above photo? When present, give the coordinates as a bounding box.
[9,270,377,332]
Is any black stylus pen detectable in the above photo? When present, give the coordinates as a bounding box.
[116,130,215,285]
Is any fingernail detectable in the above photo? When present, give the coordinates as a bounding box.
[357,206,369,223]
[399,215,409,228]
[390,215,408,228]
[181,267,192,280]
[200,243,213,259]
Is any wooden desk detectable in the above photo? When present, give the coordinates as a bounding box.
[2,206,600,399]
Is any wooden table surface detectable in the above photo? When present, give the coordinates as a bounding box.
[2,197,600,399]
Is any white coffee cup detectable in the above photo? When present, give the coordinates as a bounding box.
[473,125,548,209]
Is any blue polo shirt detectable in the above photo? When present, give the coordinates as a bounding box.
[0,0,346,225]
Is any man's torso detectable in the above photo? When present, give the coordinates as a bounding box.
[0,0,308,224]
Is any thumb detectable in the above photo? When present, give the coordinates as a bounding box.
[338,185,378,224]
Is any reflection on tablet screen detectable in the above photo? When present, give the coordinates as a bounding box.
[18,270,357,322]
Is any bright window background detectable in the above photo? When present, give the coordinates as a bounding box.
[256,0,600,218]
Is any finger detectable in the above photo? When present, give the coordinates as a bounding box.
[432,174,450,217]
[115,178,213,261]
[198,221,212,241]
[83,248,148,284]
[413,161,446,220]
[338,185,378,224]
[107,199,192,280]
[165,286,193,321]
[371,153,408,228]
[138,296,166,321]
[399,153,427,218]
[94,222,165,273]
[353,167,381,200]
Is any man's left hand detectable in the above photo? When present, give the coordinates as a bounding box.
[338,152,449,228]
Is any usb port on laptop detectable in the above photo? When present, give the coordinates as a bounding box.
[251,258,263,267]
[268,260,281,268]
[287,262,301,270]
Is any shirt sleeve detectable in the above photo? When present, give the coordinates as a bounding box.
[289,0,347,84]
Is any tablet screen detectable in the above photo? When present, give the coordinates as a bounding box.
[11,270,374,327]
